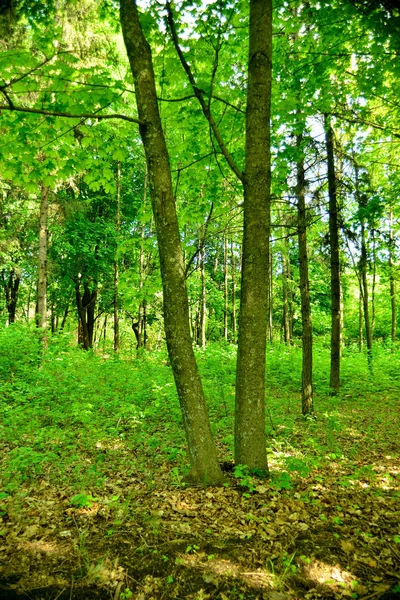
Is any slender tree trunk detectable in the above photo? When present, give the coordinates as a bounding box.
[325,115,341,392]
[267,248,273,342]
[360,220,373,367]
[296,133,313,416]
[200,245,206,349]
[389,209,396,346]
[60,296,69,331]
[137,167,148,349]
[120,0,223,484]
[2,268,20,324]
[231,239,237,341]
[37,185,49,333]
[355,165,373,368]
[114,162,121,353]
[282,249,291,344]
[358,285,363,351]
[235,0,272,473]
[223,233,229,342]
[371,227,376,337]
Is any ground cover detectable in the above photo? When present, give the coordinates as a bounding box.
[0,326,399,599]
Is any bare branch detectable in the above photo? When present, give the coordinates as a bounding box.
[166,1,243,182]
[0,104,144,125]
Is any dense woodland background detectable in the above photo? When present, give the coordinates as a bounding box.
[0,1,399,598]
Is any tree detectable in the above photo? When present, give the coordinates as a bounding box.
[119,0,224,485]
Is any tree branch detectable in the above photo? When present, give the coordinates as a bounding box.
[0,104,144,125]
[166,1,243,182]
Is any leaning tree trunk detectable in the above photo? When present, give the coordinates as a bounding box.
[234,0,272,473]
[325,115,341,392]
[296,133,313,416]
[120,0,223,485]
[37,185,49,332]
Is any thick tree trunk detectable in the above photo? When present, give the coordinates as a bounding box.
[325,115,341,392]
[235,0,272,473]
[120,0,223,485]
[296,133,313,416]
[37,186,49,332]
[389,209,396,346]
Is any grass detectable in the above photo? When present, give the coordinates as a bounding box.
[0,325,399,599]
[0,325,399,493]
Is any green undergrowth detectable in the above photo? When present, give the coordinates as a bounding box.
[0,324,399,498]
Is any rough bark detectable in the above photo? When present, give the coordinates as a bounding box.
[234,0,272,473]
[296,133,313,416]
[325,115,341,392]
[37,186,49,331]
[120,0,223,485]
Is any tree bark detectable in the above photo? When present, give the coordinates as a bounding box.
[2,268,20,324]
[223,233,229,342]
[296,133,313,416]
[114,161,121,353]
[120,0,223,485]
[389,209,396,346]
[37,185,49,332]
[355,164,373,368]
[200,244,206,349]
[325,115,341,392]
[234,0,272,473]
[231,239,237,341]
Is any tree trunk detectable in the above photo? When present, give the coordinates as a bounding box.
[282,248,291,344]
[296,133,313,416]
[200,245,206,349]
[231,239,237,341]
[389,209,396,346]
[137,167,148,349]
[120,0,223,485]
[234,0,272,473]
[2,268,20,324]
[114,162,121,353]
[325,115,341,392]
[267,248,273,343]
[355,165,373,368]
[37,185,49,332]
[223,233,229,342]
[358,286,363,351]
[75,279,97,350]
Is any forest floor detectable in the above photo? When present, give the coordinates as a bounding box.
[0,329,399,600]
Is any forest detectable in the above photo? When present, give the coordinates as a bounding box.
[0,0,399,598]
